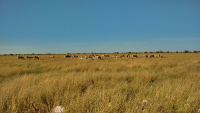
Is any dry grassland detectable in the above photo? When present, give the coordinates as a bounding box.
[0,53,200,112]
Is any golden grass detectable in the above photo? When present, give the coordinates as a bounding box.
[0,53,200,112]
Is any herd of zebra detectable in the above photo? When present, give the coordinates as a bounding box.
[17,56,40,60]
[17,54,163,60]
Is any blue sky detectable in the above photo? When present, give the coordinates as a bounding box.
[0,0,199,54]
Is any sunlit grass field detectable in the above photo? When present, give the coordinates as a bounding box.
[0,53,200,112]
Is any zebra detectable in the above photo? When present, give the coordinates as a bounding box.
[102,55,109,58]
[49,56,55,58]
[26,56,34,59]
[141,55,148,58]
[79,56,85,59]
[154,55,158,58]
[159,54,163,58]
[73,55,78,58]
[18,56,25,60]
[112,55,121,59]
[149,55,154,58]
[64,55,71,59]
[87,55,93,59]
[127,54,130,58]
[132,55,138,58]
[34,56,40,60]
[85,55,93,59]
[94,55,102,60]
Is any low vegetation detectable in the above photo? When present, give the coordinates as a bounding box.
[0,53,200,112]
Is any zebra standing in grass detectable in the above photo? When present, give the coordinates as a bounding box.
[132,55,138,58]
[26,56,34,59]
[149,55,154,58]
[112,54,121,59]
[34,56,40,60]
[159,54,163,58]
[64,55,71,59]
[102,55,109,58]
[94,55,102,60]
[127,54,130,58]
[73,55,78,58]
[49,56,55,58]
[154,55,158,58]
[141,55,148,58]
[18,56,25,60]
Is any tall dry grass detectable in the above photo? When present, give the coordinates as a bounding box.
[0,53,200,112]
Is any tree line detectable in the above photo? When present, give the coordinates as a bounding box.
[2,50,200,56]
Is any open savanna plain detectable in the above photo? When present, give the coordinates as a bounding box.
[0,53,200,113]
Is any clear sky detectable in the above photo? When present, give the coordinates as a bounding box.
[0,0,200,54]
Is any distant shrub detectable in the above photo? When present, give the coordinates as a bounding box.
[193,51,197,53]
[184,50,189,53]
[166,51,170,53]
